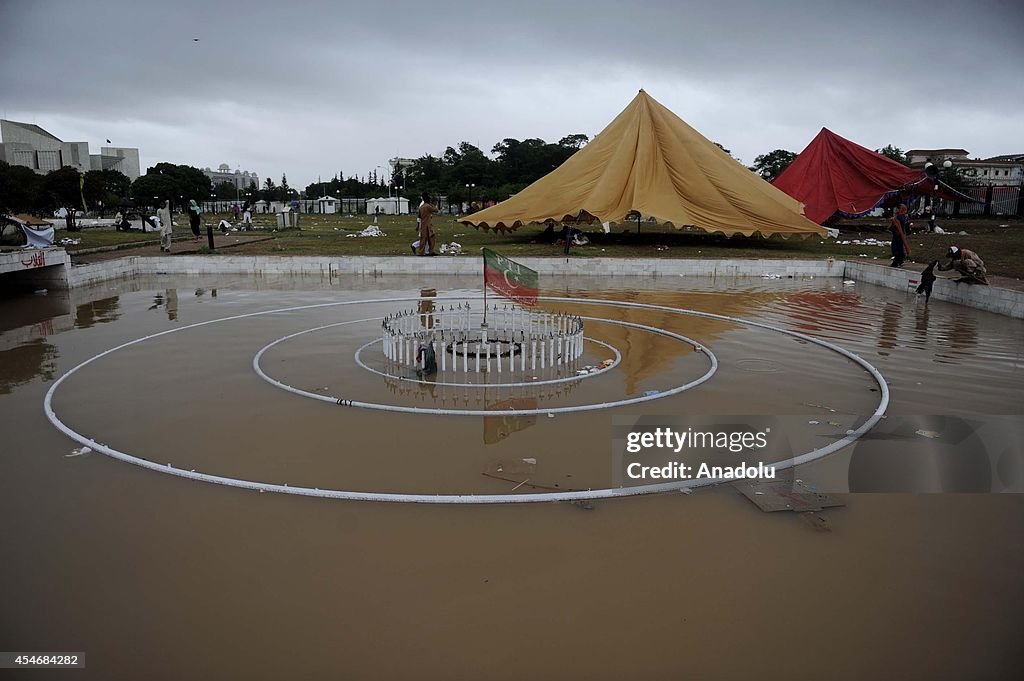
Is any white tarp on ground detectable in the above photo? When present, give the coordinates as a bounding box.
[20,224,55,248]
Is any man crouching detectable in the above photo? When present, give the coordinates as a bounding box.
[938,246,989,285]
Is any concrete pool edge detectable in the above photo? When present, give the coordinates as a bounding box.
[12,251,1023,319]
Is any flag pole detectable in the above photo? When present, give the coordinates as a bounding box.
[482,249,488,328]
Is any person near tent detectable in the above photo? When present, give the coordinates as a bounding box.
[241,205,253,230]
[889,204,911,268]
[233,204,240,221]
[938,246,988,285]
[416,193,438,256]
[156,200,175,252]
[187,199,202,242]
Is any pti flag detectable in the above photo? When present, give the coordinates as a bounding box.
[483,248,538,306]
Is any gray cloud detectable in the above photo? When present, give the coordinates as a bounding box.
[2,0,1022,188]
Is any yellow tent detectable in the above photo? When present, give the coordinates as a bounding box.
[460,90,826,237]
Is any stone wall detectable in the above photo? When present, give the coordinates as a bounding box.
[56,254,1023,318]
[843,261,1022,319]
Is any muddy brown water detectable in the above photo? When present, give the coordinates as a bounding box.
[1,274,1022,680]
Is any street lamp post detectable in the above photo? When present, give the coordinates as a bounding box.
[924,158,955,228]
[395,185,404,214]
[465,182,475,210]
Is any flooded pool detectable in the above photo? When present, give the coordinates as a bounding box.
[2,273,1022,679]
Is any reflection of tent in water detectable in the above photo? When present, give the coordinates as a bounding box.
[484,397,538,444]
[460,90,826,238]
[776,290,867,336]
[75,296,121,329]
[544,290,775,395]
[0,339,58,394]
[773,128,976,225]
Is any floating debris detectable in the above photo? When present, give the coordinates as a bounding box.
[915,429,942,439]
[800,512,833,532]
[737,479,844,513]
[65,446,92,458]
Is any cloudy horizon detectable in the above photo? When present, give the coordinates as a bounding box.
[2,0,1022,189]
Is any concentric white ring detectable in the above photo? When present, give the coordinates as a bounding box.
[44,295,890,504]
[255,314,713,414]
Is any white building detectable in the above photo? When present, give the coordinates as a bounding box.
[0,119,140,179]
[317,195,339,214]
[907,148,1023,186]
[366,196,409,215]
[202,163,260,191]
[389,157,416,175]
[90,147,141,181]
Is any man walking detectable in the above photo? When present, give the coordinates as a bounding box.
[416,193,438,256]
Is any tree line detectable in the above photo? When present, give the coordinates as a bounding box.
[2,136,977,230]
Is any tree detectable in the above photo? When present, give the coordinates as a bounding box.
[752,149,798,181]
[131,173,179,210]
[131,163,212,210]
[877,145,910,166]
[0,161,42,217]
[940,165,976,188]
[213,181,237,200]
[83,169,130,212]
[41,167,85,230]
[558,134,589,151]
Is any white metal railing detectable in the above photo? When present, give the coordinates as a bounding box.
[382,303,585,374]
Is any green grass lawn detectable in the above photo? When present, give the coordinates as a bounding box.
[6,211,1021,280]
[222,212,1024,280]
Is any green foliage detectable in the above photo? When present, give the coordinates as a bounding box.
[309,132,591,207]
[131,173,178,208]
[752,149,798,181]
[940,166,976,188]
[131,163,212,210]
[877,145,910,166]
[83,169,131,209]
[0,161,42,216]
[213,181,238,200]
[303,173,398,201]
[41,167,85,229]
[41,167,84,210]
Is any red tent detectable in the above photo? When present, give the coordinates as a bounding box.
[773,128,966,225]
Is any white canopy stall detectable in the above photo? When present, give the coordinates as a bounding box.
[366,196,409,215]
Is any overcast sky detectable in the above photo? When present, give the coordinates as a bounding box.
[1,0,1022,189]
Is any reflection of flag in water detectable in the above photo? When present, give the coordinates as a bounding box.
[483,248,538,306]
[483,397,538,444]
